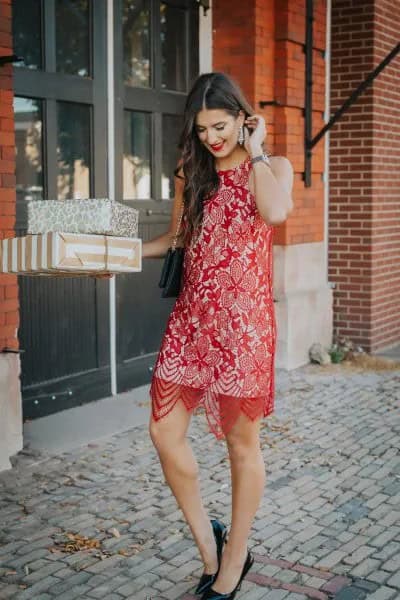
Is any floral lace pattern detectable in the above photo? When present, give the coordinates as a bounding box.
[150,156,277,439]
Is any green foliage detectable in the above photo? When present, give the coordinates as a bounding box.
[328,335,363,364]
[329,344,346,363]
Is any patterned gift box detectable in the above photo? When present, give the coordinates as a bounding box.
[27,198,139,238]
[0,233,142,275]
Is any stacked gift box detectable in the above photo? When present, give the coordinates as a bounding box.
[0,198,142,276]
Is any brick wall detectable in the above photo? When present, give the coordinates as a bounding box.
[213,0,327,247]
[329,0,400,352]
[0,0,19,352]
[369,0,400,350]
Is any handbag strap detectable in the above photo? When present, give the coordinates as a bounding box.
[172,201,184,250]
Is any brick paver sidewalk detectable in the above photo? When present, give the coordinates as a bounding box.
[0,363,399,600]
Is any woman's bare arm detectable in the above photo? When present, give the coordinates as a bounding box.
[249,156,294,225]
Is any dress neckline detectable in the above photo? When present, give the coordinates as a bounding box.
[216,154,251,174]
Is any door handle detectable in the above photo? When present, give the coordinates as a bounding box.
[145,209,170,216]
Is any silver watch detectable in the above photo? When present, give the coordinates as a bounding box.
[250,153,271,166]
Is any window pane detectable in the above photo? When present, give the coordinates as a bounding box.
[56,0,90,77]
[14,97,43,225]
[160,2,185,91]
[123,111,151,200]
[14,97,44,205]
[57,102,91,200]
[123,0,150,88]
[162,115,182,199]
[12,0,42,70]
[188,6,199,85]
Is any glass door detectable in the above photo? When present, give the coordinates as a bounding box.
[115,0,199,392]
[13,0,110,418]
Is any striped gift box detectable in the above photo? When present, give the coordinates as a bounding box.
[0,233,142,275]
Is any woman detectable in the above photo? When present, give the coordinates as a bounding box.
[143,72,293,599]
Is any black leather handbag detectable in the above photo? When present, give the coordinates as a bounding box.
[159,202,185,298]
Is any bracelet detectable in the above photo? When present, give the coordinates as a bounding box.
[250,153,272,167]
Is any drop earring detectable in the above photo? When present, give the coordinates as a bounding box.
[238,125,245,146]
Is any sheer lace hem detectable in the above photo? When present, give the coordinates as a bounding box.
[150,376,274,440]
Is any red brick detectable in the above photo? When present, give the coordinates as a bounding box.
[0,298,18,313]
[291,563,332,580]
[0,89,13,104]
[0,4,11,18]
[4,337,19,350]
[0,215,14,229]
[0,201,15,215]
[1,146,14,160]
[4,283,18,299]
[0,103,12,117]
[0,187,15,202]
[0,131,14,146]
[0,173,15,186]
[5,310,19,326]
[0,159,15,173]
[0,74,12,90]
[0,117,13,132]
[0,325,17,338]
[0,274,16,285]
[0,31,11,47]
[4,285,18,299]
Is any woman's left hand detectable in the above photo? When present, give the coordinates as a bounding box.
[243,114,267,155]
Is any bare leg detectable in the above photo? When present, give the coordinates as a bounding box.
[149,398,219,574]
[211,412,266,593]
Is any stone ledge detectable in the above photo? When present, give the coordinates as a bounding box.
[0,353,23,472]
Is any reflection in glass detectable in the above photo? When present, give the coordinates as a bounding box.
[12,0,42,70]
[188,8,199,85]
[57,102,91,200]
[160,2,185,91]
[123,111,151,199]
[56,0,90,77]
[14,97,43,203]
[123,0,150,87]
[162,115,182,199]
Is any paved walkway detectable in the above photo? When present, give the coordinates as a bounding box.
[0,363,399,600]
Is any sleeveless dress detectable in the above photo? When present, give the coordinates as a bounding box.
[150,155,277,440]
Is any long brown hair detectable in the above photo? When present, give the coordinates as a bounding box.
[175,72,254,246]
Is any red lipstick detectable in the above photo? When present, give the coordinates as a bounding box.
[210,142,224,151]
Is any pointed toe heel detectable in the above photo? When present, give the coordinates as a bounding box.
[194,518,228,595]
[200,549,254,600]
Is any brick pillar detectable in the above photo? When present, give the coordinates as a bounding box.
[330,0,400,352]
[0,0,22,471]
[213,0,333,368]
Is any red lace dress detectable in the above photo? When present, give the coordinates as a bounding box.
[150,155,277,439]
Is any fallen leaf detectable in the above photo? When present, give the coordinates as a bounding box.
[55,532,102,553]
[109,527,120,538]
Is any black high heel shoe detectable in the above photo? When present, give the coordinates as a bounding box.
[200,550,254,600]
[194,519,228,595]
